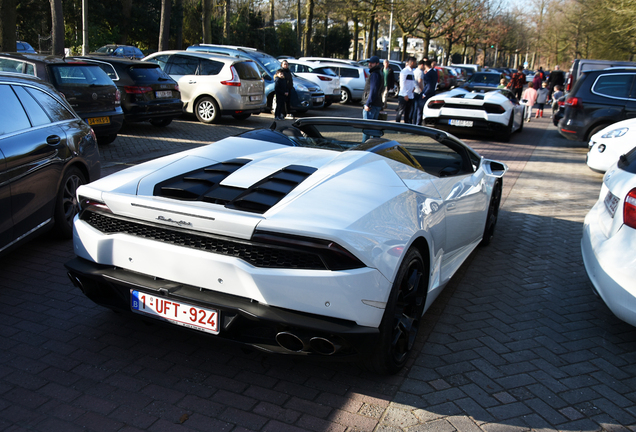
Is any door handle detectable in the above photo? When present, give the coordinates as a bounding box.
[188,80,197,84]
[46,135,61,145]
[447,203,457,211]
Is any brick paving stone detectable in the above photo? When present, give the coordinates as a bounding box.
[3,108,636,431]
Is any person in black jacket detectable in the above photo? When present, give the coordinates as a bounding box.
[362,56,384,142]
[280,60,294,119]
[274,69,288,120]
[382,59,395,109]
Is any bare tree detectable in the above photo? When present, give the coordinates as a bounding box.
[224,0,231,42]
[203,0,212,43]
[50,0,64,55]
[159,0,172,51]
[302,0,314,55]
[0,0,17,53]
[120,0,133,44]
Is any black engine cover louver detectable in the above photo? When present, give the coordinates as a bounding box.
[154,159,317,214]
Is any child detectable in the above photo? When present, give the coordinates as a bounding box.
[497,78,507,89]
[551,85,564,118]
[521,82,538,122]
[535,81,550,118]
[274,69,288,120]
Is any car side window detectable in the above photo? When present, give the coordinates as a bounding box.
[168,56,199,76]
[25,87,75,122]
[593,74,634,99]
[12,85,51,127]
[95,63,118,80]
[146,55,170,71]
[0,58,25,74]
[0,85,31,136]
[199,59,223,76]
[340,68,358,78]
[114,47,125,56]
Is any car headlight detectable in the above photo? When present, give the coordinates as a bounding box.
[295,84,309,92]
[601,127,628,138]
[598,144,606,153]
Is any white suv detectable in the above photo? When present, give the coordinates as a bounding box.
[143,51,265,123]
[286,60,341,106]
[298,57,367,104]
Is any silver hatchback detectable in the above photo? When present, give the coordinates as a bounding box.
[143,51,265,123]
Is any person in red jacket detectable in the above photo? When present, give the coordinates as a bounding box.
[507,65,527,100]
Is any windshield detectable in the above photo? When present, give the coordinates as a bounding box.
[249,51,280,75]
[95,46,116,54]
[468,73,500,85]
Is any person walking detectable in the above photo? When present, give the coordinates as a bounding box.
[535,81,550,118]
[362,56,384,121]
[507,65,526,100]
[547,65,565,99]
[274,69,288,120]
[411,60,425,125]
[421,60,438,125]
[521,82,538,122]
[280,60,294,119]
[382,59,395,109]
[396,56,416,123]
[532,69,543,94]
[551,85,564,118]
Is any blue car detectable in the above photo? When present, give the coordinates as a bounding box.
[186,44,325,113]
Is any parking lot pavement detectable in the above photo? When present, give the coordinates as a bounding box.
[1,105,635,431]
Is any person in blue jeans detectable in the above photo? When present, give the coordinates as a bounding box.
[362,56,384,141]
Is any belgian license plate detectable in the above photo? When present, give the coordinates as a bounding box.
[156,90,172,98]
[131,290,219,334]
[315,97,324,103]
[87,116,110,126]
[604,190,620,218]
[449,119,473,127]
[250,95,262,101]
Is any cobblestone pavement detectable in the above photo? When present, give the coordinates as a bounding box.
[1,103,635,432]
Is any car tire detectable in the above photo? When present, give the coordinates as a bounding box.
[195,96,220,124]
[480,179,502,247]
[150,118,173,127]
[500,116,513,142]
[586,124,609,142]
[53,166,86,239]
[363,247,428,374]
[516,112,524,133]
[98,134,117,145]
[340,88,352,104]
[232,113,252,120]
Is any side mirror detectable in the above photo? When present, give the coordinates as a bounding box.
[262,73,272,81]
[481,158,507,178]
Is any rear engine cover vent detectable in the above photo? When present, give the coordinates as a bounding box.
[154,160,317,214]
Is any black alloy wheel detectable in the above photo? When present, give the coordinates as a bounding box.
[480,180,502,246]
[364,248,428,374]
[54,166,86,238]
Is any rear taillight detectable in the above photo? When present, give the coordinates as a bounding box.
[566,75,572,92]
[558,99,566,107]
[483,103,506,114]
[624,188,636,229]
[123,86,152,94]
[565,96,582,109]
[115,89,121,105]
[364,70,369,79]
[221,66,241,86]
[318,76,332,81]
[78,197,112,216]
[174,84,179,92]
[427,99,445,109]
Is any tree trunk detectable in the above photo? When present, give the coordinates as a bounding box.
[120,0,132,44]
[302,0,313,56]
[203,0,212,43]
[223,0,230,42]
[174,0,183,49]
[0,0,17,52]
[352,17,359,60]
[401,35,408,61]
[296,0,302,56]
[322,13,328,57]
[158,0,171,51]
[50,0,64,55]
[366,14,375,58]
[269,0,275,27]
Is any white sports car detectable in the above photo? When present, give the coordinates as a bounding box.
[65,118,507,374]
[587,118,636,173]
[423,87,525,142]
[582,147,636,326]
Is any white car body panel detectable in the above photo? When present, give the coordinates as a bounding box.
[587,118,636,173]
[582,162,636,326]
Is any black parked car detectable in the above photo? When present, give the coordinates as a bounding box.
[0,53,124,144]
[91,44,145,60]
[80,56,183,127]
[0,72,100,256]
[559,68,636,141]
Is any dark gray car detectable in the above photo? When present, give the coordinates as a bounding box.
[0,72,100,255]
